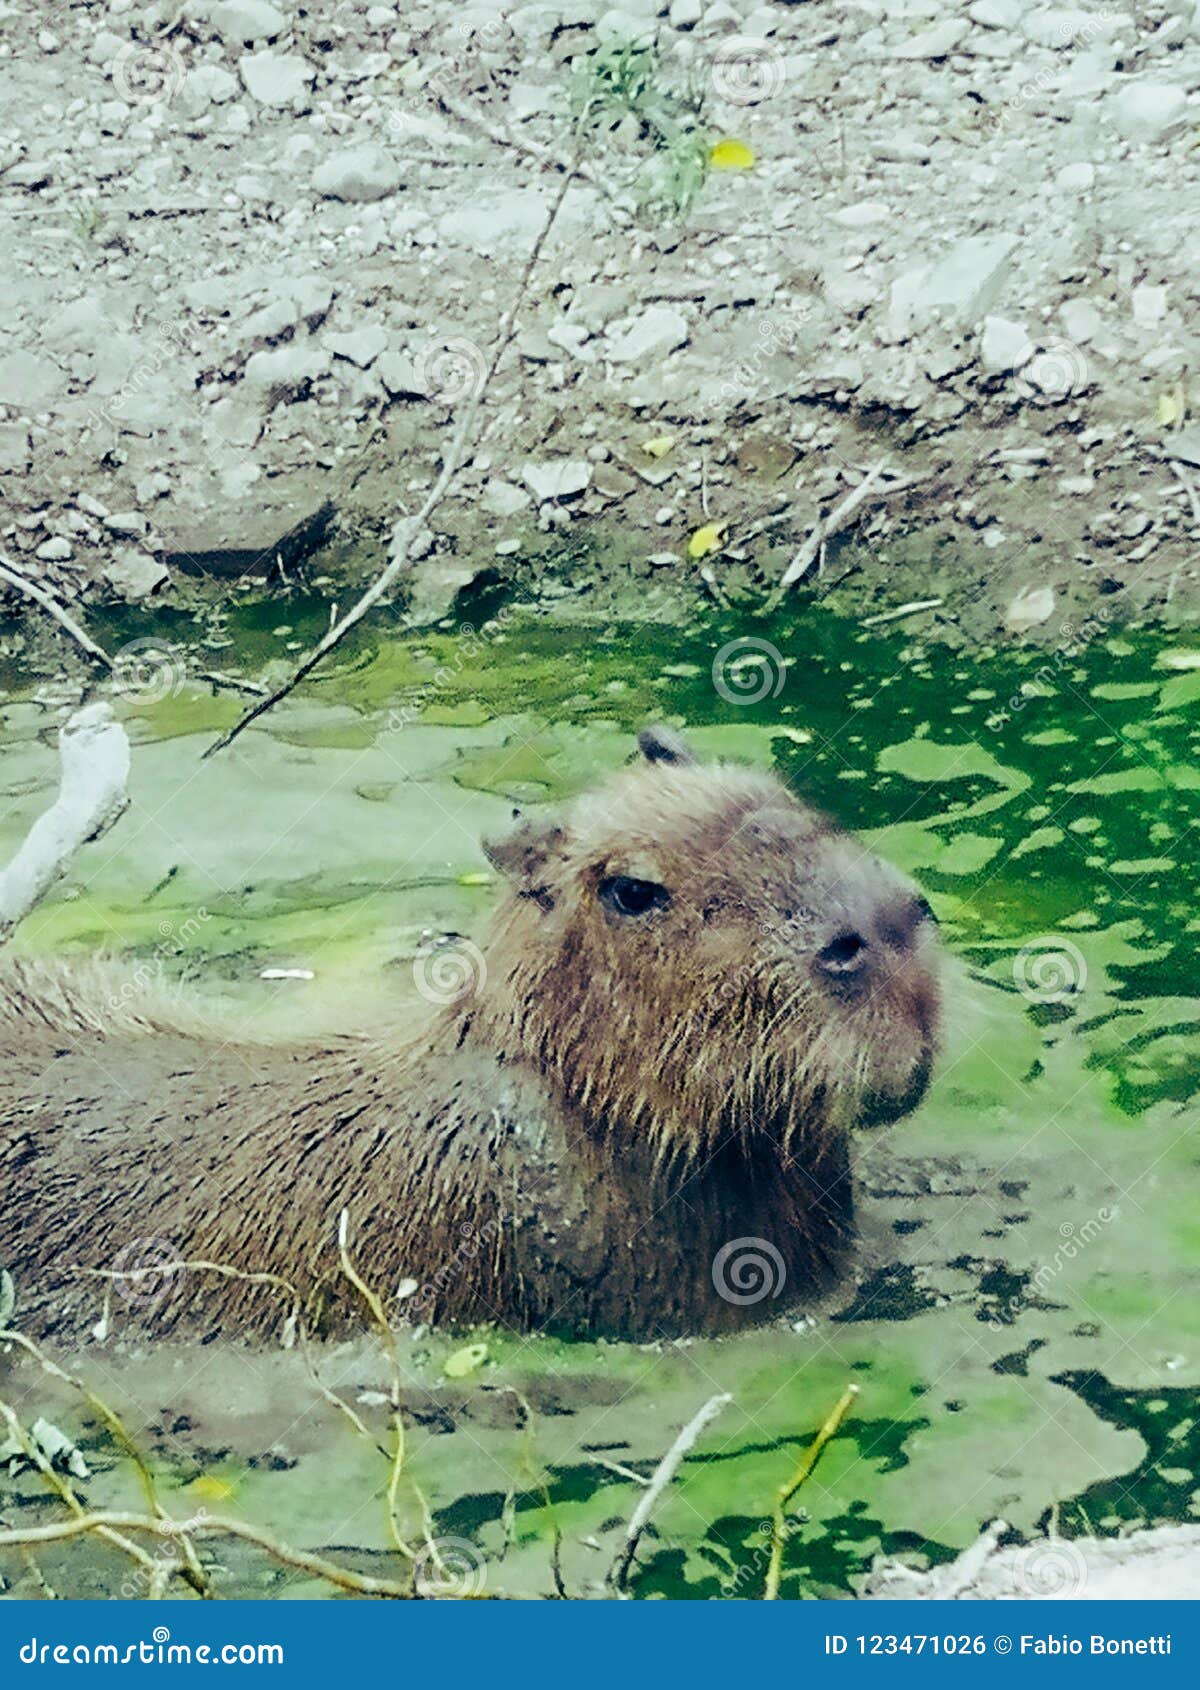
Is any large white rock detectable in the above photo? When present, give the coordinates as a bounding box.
[603,305,690,364]
[238,51,314,107]
[522,459,593,502]
[980,315,1033,373]
[211,0,287,43]
[1107,81,1188,142]
[312,144,401,201]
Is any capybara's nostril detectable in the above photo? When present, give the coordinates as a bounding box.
[816,929,870,977]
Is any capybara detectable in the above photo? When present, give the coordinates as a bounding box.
[0,727,941,1342]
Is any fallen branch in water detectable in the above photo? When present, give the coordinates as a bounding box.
[0,702,130,946]
[201,125,593,762]
[0,553,113,670]
[764,1382,858,1601]
[609,1391,732,1594]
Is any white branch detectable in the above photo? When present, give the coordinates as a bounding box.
[0,703,130,944]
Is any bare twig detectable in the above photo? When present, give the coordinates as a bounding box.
[609,1392,732,1594]
[436,92,635,223]
[0,703,130,945]
[0,554,112,667]
[197,669,268,697]
[764,1383,858,1601]
[861,597,944,628]
[0,1509,415,1598]
[202,136,590,760]
[766,462,925,606]
[1,1327,210,1597]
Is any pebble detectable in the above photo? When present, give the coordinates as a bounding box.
[1060,299,1102,343]
[312,144,401,202]
[980,315,1033,373]
[1056,160,1095,192]
[238,52,315,109]
[968,0,1021,27]
[324,325,389,367]
[1132,285,1167,327]
[1107,82,1188,143]
[211,0,287,44]
[669,0,702,26]
[0,349,64,407]
[889,20,968,58]
[103,511,148,537]
[36,536,73,561]
[103,549,168,600]
[603,306,689,364]
[1021,8,1121,49]
[522,460,593,502]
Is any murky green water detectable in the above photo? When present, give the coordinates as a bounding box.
[2,597,1198,1599]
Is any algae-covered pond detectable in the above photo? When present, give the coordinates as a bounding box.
[1,597,1198,1599]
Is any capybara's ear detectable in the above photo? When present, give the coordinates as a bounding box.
[637,725,697,767]
[482,812,566,906]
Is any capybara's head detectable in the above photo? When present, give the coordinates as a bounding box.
[474,727,941,1166]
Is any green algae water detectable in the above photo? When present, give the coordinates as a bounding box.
[1,599,1198,1600]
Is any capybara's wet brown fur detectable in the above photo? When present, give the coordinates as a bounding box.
[0,729,942,1342]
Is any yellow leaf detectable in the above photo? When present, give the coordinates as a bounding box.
[457,871,492,886]
[688,523,726,559]
[443,1342,488,1379]
[640,436,675,458]
[710,138,755,171]
[188,1474,237,1503]
[1157,391,1179,427]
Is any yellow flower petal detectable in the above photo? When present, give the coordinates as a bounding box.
[640,436,675,458]
[687,523,726,559]
[709,138,755,171]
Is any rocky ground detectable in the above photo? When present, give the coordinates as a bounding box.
[2,0,1200,653]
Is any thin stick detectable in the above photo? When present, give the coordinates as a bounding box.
[0,1327,211,1597]
[609,1392,732,1593]
[0,1401,163,1586]
[767,463,925,605]
[436,92,635,223]
[202,133,590,760]
[861,597,944,628]
[0,554,112,668]
[197,669,268,697]
[764,1383,858,1601]
[0,1509,414,1599]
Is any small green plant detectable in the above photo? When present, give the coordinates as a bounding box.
[568,35,710,218]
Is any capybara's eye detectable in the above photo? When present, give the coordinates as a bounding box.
[914,895,938,926]
[599,875,671,918]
